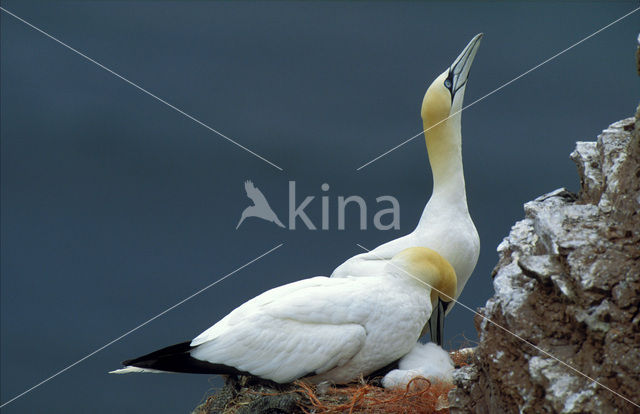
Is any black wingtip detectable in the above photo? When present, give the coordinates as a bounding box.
[122,340,249,376]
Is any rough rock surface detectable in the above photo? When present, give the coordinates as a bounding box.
[449,111,640,413]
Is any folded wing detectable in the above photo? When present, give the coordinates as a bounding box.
[190,277,369,383]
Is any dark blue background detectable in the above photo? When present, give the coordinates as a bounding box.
[2,1,638,412]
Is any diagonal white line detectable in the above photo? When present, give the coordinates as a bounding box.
[356,243,640,409]
[356,6,640,171]
[0,6,283,171]
[0,243,284,409]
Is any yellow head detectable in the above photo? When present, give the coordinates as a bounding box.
[421,34,483,131]
[389,246,457,306]
[421,72,453,129]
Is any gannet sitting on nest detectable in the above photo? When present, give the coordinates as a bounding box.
[111,247,456,384]
[332,34,483,345]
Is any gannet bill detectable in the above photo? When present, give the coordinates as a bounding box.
[111,247,456,384]
[332,34,483,346]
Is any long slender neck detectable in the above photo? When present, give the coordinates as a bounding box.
[420,114,469,219]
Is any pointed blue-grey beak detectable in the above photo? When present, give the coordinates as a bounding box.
[445,33,483,99]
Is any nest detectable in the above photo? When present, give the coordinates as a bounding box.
[194,347,476,414]
[295,376,453,414]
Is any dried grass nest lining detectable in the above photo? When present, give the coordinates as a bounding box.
[196,347,475,414]
[295,377,454,414]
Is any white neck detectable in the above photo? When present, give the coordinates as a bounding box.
[419,114,469,223]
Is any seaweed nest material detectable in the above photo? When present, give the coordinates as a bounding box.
[193,348,475,414]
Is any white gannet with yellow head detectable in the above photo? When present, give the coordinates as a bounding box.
[111,247,456,384]
[331,34,483,346]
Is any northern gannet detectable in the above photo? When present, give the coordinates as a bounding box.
[111,247,456,384]
[332,34,483,345]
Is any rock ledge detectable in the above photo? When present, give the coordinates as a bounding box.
[449,112,640,413]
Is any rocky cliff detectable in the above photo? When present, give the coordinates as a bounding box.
[449,110,640,413]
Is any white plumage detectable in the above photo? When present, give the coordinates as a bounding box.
[332,34,483,343]
[381,342,455,388]
[112,35,484,385]
[191,275,427,383]
[111,247,456,384]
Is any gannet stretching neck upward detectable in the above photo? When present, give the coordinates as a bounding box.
[332,34,483,345]
[111,247,456,384]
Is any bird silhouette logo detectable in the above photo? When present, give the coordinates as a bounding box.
[236,180,285,229]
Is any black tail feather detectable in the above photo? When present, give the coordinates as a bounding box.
[123,341,248,375]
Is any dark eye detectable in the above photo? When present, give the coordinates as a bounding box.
[444,79,452,89]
